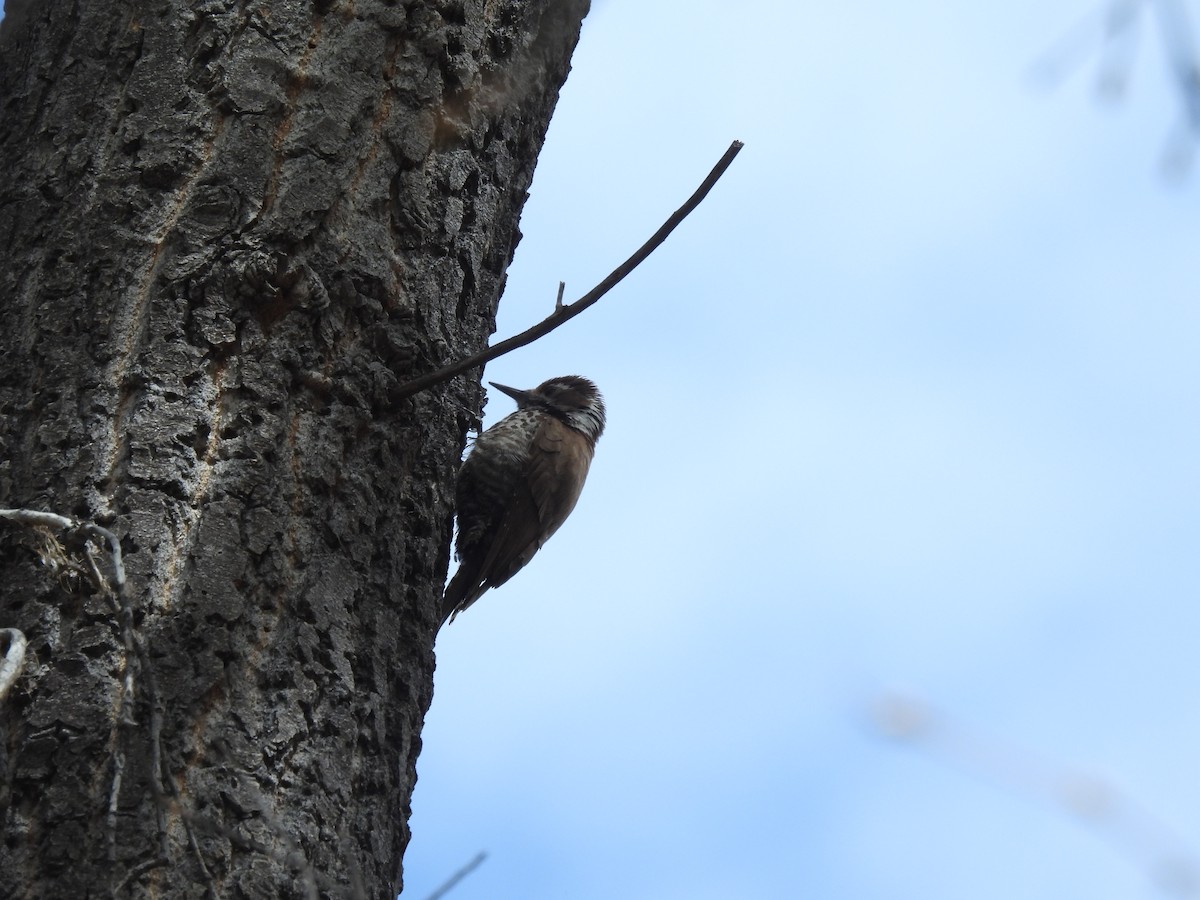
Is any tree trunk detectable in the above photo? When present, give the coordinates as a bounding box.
[0,0,589,896]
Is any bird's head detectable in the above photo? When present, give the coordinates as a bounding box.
[490,376,606,444]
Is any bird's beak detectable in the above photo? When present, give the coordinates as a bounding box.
[489,381,534,408]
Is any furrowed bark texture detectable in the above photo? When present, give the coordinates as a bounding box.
[0,0,589,896]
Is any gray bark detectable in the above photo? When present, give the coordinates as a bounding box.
[0,0,589,896]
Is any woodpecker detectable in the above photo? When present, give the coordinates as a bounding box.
[441,375,606,625]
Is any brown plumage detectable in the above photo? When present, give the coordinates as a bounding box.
[441,376,606,625]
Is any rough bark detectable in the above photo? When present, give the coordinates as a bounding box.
[0,0,589,896]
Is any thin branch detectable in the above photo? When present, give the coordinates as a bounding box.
[0,508,166,885]
[148,669,171,858]
[0,507,129,703]
[107,745,127,862]
[0,628,28,703]
[109,855,170,898]
[80,521,126,590]
[423,851,488,900]
[163,748,216,892]
[0,507,75,530]
[393,139,744,400]
[1,508,362,894]
[0,507,126,590]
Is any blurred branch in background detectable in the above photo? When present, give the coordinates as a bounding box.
[872,691,1200,898]
[1032,0,1200,178]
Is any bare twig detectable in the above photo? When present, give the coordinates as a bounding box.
[0,507,126,591]
[107,745,127,862]
[554,280,565,310]
[0,507,130,703]
[0,507,355,892]
[147,669,171,857]
[143,662,214,892]
[0,507,169,884]
[110,855,170,898]
[163,753,216,891]
[423,851,488,900]
[0,628,28,703]
[393,139,744,400]
[81,521,126,591]
[0,507,75,530]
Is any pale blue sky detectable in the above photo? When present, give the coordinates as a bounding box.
[410,2,1200,899]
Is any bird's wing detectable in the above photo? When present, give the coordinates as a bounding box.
[443,418,594,624]
[478,417,593,589]
[526,416,594,540]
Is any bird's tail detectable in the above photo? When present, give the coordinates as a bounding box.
[440,561,487,626]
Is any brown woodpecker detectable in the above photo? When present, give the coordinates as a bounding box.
[441,375,606,625]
